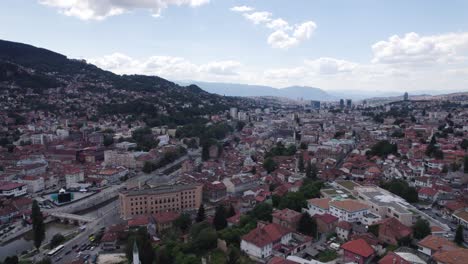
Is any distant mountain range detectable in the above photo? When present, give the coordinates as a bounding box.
[178,81,415,101]
[178,81,337,101]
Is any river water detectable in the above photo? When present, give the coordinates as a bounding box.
[0,222,75,261]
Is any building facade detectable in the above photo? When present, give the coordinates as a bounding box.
[119,184,203,220]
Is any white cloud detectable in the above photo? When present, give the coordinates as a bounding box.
[372,32,468,66]
[304,57,357,75]
[293,21,317,41]
[267,30,298,49]
[230,5,254,12]
[266,18,291,31]
[39,0,210,20]
[87,53,241,80]
[234,7,317,49]
[267,21,317,49]
[243,11,272,24]
[199,61,242,76]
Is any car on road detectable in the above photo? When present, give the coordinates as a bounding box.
[65,250,72,255]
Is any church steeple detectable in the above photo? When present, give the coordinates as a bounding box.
[132,241,140,264]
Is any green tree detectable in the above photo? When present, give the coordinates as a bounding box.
[298,155,305,172]
[142,161,156,174]
[32,200,45,250]
[213,205,228,230]
[248,203,273,222]
[227,204,236,218]
[174,213,192,233]
[192,226,218,252]
[464,156,468,173]
[300,142,308,150]
[126,227,154,264]
[226,245,241,264]
[297,213,317,238]
[103,135,114,147]
[202,142,210,161]
[461,139,468,151]
[263,158,277,174]
[305,160,317,180]
[278,192,307,212]
[3,256,18,264]
[412,219,431,239]
[454,225,464,245]
[196,204,206,223]
[49,233,65,249]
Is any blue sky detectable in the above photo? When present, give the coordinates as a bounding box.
[1,0,468,93]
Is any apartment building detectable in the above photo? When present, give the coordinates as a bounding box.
[355,186,414,226]
[119,184,203,220]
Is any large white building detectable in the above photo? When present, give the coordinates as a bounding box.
[329,200,374,223]
[355,186,414,226]
[18,175,45,193]
[0,182,28,197]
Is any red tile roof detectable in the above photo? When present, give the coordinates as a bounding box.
[242,223,292,248]
[378,252,410,264]
[153,211,179,224]
[341,238,375,258]
[314,213,338,224]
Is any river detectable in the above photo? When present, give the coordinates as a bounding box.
[0,222,76,262]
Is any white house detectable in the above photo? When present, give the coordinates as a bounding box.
[329,200,369,222]
[241,223,292,260]
[0,182,28,197]
[306,198,331,216]
[18,175,45,193]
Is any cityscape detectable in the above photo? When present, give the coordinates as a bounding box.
[1,1,468,264]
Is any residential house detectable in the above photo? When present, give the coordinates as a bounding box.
[341,238,375,264]
[272,208,302,231]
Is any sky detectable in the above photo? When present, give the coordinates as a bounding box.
[1,0,468,94]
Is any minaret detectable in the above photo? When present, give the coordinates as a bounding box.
[132,241,140,264]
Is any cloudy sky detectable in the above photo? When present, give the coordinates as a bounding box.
[1,0,468,93]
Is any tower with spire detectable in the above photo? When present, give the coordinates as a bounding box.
[132,241,140,264]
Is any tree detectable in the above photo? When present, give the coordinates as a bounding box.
[213,205,228,230]
[103,135,114,147]
[300,142,308,150]
[249,203,273,222]
[126,227,154,264]
[298,155,305,172]
[226,245,241,264]
[32,200,45,250]
[194,227,218,251]
[236,121,246,132]
[263,158,277,174]
[278,192,307,212]
[196,204,206,223]
[454,225,464,245]
[227,204,236,218]
[461,139,468,151]
[412,219,431,239]
[305,160,317,180]
[174,213,192,233]
[465,156,468,174]
[202,142,210,161]
[3,256,19,264]
[49,233,65,249]
[297,213,317,238]
[142,161,156,174]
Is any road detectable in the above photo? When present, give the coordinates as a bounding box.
[49,201,122,264]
